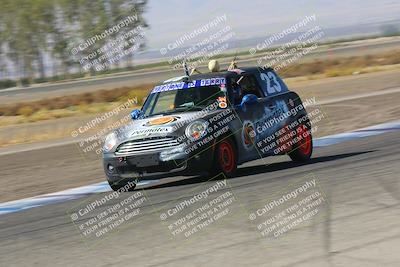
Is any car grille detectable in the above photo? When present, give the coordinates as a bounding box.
[115,137,180,156]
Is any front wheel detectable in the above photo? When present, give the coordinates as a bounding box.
[289,124,313,162]
[210,138,238,178]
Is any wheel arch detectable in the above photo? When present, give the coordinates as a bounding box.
[211,129,240,162]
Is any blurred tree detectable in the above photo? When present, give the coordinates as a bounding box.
[0,0,54,85]
[57,0,148,74]
[0,0,149,85]
[381,24,400,37]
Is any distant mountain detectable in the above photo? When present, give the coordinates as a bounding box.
[134,19,400,64]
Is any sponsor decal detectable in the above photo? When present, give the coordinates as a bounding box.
[242,121,256,149]
[255,101,288,134]
[131,127,171,137]
[145,116,178,126]
[151,78,226,94]
[217,96,227,109]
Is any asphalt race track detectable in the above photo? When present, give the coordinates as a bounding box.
[0,129,399,266]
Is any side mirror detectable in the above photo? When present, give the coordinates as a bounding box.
[130,109,142,120]
[240,94,258,107]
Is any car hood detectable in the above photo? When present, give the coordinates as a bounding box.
[117,110,222,141]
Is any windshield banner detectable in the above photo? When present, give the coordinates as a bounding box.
[151,78,226,94]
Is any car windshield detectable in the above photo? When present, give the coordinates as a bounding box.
[142,85,226,117]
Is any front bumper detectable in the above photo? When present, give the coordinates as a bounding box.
[103,145,214,183]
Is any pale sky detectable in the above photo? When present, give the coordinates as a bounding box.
[144,0,400,48]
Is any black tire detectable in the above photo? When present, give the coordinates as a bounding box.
[289,123,313,162]
[210,137,238,178]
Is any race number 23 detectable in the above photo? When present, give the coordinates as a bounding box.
[260,72,282,95]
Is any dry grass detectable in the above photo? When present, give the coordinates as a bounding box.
[280,50,400,78]
[0,85,151,127]
[0,84,152,117]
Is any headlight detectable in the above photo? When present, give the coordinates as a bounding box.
[103,132,118,152]
[185,120,208,141]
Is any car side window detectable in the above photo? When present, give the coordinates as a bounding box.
[241,75,263,97]
[233,75,264,105]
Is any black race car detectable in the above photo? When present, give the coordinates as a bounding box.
[103,62,313,190]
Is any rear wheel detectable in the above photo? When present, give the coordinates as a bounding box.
[210,138,238,178]
[289,124,313,162]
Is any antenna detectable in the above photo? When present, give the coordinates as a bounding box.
[183,60,190,76]
[190,68,202,75]
[228,51,238,71]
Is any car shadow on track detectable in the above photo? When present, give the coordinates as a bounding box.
[145,150,375,190]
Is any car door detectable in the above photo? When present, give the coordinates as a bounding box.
[253,68,293,156]
[231,73,274,162]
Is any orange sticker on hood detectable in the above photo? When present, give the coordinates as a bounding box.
[147,116,177,126]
